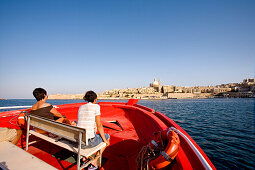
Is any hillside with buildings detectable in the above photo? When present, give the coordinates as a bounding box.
[48,78,255,100]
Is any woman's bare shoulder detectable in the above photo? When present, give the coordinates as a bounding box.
[31,103,51,110]
[31,104,37,110]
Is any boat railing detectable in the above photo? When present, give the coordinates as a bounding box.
[0,106,32,110]
[169,127,213,170]
[0,105,59,110]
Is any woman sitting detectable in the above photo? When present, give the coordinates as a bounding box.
[77,91,110,170]
[31,88,71,133]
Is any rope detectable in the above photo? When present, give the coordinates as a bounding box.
[8,111,27,126]
[137,131,169,170]
[137,143,161,170]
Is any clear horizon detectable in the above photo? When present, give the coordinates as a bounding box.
[1,0,254,99]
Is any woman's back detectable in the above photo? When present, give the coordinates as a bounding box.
[30,104,54,120]
[77,102,101,139]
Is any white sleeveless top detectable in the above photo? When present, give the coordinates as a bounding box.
[77,103,101,139]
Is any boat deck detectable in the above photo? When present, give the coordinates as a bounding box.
[0,141,57,170]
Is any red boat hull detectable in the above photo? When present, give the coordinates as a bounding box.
[0,100,215,169]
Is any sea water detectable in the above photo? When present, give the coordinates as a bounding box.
[0,98,254,169]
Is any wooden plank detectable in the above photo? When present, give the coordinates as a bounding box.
[0,141,57,170]
[29,115,87,143]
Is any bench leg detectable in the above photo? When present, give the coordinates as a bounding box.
[77,132,82,170]
[25,117,30,151]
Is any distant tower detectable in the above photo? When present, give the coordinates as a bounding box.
[158,78,162,93]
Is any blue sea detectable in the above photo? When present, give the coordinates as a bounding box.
[0,98,254,169]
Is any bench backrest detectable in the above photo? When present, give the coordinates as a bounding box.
[28,114,87,144]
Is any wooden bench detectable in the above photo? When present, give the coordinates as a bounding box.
[25,114,106,170]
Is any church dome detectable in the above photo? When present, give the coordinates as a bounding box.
[152,79,159,87]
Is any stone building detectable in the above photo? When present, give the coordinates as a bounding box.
[243,78,255,84]
[150,78,162,93]
[100,78,254,99]
[162,85,175,93]
[48,78,254,99]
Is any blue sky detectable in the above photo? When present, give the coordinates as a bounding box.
[0,0,254,99]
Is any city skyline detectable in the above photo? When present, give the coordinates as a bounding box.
[48,77,255,99]
[1,0,255,99]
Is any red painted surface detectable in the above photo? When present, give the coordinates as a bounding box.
[126,99,139,105]
[0,100,215,170]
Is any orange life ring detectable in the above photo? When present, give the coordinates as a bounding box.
[149,129,180,169]
[17,112,26,128]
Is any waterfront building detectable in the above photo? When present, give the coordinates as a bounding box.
[243,78,255,84]
[48,78,255,99]
[150,78,162,92]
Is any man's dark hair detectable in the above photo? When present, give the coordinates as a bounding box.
[83,91,97,102]
[33,88,47,101]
